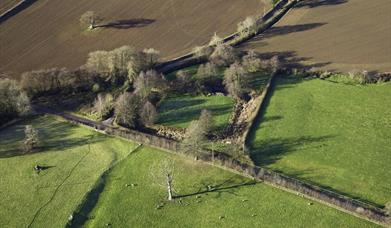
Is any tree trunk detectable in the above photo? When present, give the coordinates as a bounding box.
[166,173,173,201]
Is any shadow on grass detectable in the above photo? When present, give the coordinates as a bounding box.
[0,116,104,158]
[176,177,257,199]
[158,97,233,131]
[246,75,335,166]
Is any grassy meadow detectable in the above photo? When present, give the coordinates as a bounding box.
[79,146,376,227]
[249,76,391,206]
[0,115,137,228]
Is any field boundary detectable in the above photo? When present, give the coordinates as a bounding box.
[242,72,277,152]
[32,107,389,226]
[0,0,37,24]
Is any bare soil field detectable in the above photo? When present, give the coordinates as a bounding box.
[0,0,270,79]
[240,0,391,73]
[0,0,19,14]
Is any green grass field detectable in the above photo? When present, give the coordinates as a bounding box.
[0,115,137,228]
[249,76,391,206]
[80,146,375,227]
[157,94,234,130]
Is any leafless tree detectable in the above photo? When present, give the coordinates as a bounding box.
[242,50,262,73]
[143,48,160,69]
[199,109,214,134]
[140,101,157,126]
[182,110,213,156]
[134,70,167,98]
[150,159,176,201]
[0,79,30,124]
[210,44,237,67]
[80,11,104,30]
[23,125,39,153]
[85,50,112,75]
[223,62,248,100]
[237,16,257,36]
[93,93,114,120]
[114,92,141,128]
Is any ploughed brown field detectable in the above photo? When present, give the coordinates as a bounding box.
[0,0,19,14]
[0,0,270,79]
[240,0,391,73]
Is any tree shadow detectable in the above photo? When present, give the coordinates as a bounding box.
[0,116,104,158]
[176,177,257,199]
[99,18,155,29]
[251,135,334,166]
[158,97,233,131]
[295,0,348,8]
[246,74,335,166]
[246,23,326,43]
[263,23,326,39]
[259,50,332,71]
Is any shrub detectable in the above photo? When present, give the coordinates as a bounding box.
[348,70,372,85]
[0,79,30,125]
[114,92,141,128]
[23,125,39,153]
[210,44,237,67]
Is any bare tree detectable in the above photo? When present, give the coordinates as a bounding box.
[199,109,214,134]
[237,16,257,36]
[269,55,281,72]
[23,125,39,153]
[223,62,248,100]
[0,79,30,124]
[93,93,114,120]
[134,70,167,98]
[140,101,157,126]
[242,50,262,73]
[80,11,104,30]
[150,159,175,201]
[195,63,218,93]
[210,44,237,67]
[143,48,160,69]
[182,110,213,156]
[114,92,141,128]
[85,50,112,75]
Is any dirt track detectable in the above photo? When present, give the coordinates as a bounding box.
[240,0,391,73]
[0,0,270,79]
